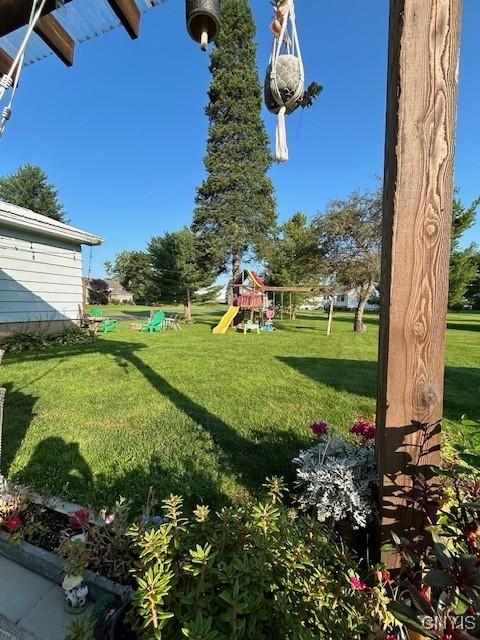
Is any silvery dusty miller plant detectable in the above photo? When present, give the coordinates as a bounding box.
[294,433,377,529]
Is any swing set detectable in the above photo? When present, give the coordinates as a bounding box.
[221,269,335,336]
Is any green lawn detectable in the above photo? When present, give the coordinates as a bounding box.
[1,306,479,510]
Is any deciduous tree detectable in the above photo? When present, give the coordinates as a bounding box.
[148,228,216,323]
[313,188,382,333]
[105,251,153,305]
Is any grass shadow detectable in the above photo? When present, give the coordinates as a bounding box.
[4,338,309,507]
[278,356,480,425]
[1,383,38,476]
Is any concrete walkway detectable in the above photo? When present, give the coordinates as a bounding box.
[0,556,92,640]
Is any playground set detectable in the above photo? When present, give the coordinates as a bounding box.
[212,270,334,335]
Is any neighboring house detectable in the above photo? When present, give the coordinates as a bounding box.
[105,279,133,303]
[299,289,379,311]
[333,288,379,311]
[83,279,134,304]
[0,201,102,337]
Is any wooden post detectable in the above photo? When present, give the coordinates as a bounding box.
[376,0,462,566]
[326,298,334,336]
[0,387,5,473]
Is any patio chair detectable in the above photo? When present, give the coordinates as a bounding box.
[141,311,165,333]
[90,309,104,318]
[102,319,118,334]
[163,313,182,330]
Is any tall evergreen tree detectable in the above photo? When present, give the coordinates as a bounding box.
[193,0,276,281]
[148,228,216,323]
[448,192,479,308]
[0,164,66,222]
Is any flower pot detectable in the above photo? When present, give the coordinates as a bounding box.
[62,574,89,614]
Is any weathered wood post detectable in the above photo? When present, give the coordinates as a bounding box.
[376,0,462,566]
[0,387,5,473]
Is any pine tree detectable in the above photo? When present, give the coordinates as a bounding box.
[265,213,325,318]
[448,193,479,308]
[0,164,66,222]
[193,0,276,281]
[148,228,216,323]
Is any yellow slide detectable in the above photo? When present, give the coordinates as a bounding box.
[212,306,239,334]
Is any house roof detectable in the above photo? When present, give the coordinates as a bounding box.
[0,201,102,246]
[104,280,132,296]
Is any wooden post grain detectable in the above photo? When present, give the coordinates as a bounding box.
[376,0,462,566]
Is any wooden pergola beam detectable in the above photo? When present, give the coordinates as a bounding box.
[0,48,14,77]
[261,286,325,293]
[35,14,74,67]
[0,0,73,39]
[0,0,141,45]
[376,0,462,567]
[107,0,141,39]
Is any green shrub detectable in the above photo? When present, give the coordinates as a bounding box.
[2,332,50,353]
[48,328,92,347]
[128,478,371,640]
[3,327,92,353]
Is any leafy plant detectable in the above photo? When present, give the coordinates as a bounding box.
[0,478,29,527]
[127,478,372,640]
[49,328,92,347]
[387,423,480,639]
[2,332,50,353]
[293,422,377,529]
[2,327,92,352]
[65,616,96,640]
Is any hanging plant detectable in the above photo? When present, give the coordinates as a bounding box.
[265,0,323,161]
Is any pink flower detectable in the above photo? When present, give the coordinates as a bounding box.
[6,516,21,532]
[310,422,328,436]
[351,418,376,440]
[69,508,90,531]
[104,514,115,525]
[350,576,367,590]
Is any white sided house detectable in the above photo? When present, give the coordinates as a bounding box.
[0,201,102,337]
[333,288,379,312]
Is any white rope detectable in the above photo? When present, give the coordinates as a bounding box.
[268,0,305,162]
[275,106,288,162]
[0,0,48,138]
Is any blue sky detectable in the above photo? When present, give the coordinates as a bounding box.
[0,0,478,277]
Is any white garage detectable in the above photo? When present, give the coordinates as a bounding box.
[0,201,102,337]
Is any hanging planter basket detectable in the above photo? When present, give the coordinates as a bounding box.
[264,53,303,115]
[264,0,322,162]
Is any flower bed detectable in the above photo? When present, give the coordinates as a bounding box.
[0,479,131,628]
[2,416,480,639]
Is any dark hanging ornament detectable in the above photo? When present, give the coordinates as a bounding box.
[186,0,221,51]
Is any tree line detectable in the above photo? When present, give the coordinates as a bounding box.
[0,0,478,331]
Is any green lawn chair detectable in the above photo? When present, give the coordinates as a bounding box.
[90,308,104,318]
[141,311,165,333]
[102,319,117,334]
